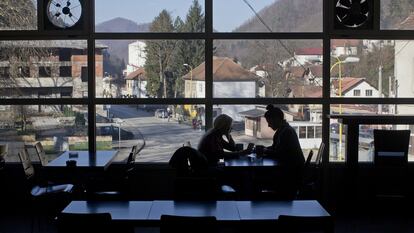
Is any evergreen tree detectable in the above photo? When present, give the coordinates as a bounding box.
[169,0,205,97]
[144,10,176,97]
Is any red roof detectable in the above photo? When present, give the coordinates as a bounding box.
[290,85,322,98]
[125,68,146,80]
[295,48,323,55]
[331,77,368,95]
[288,65,323,78]
[182,57,260,81]
[331,39,361,48]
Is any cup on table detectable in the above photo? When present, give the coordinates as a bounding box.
[255,145,265,157]
[235,143,244,151]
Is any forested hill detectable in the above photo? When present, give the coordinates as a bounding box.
[233,0,322,33]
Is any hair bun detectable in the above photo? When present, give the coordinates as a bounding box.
[266,104,274,110]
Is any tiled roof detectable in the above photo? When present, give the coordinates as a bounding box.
[290,85,322,98]
[288,65,323,78]
[238,108,267,118]
[182,57,260,81]
[125,68,146,80]
[295,48,323,55]
[331,39,360,48]
[331,77,367,95]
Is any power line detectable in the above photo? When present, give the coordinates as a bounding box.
[241,0,307,71]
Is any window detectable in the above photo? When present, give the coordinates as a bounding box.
[39,66,52,77]
[2,0,414,164]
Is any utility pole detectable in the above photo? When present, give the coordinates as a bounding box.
[378,65,383,114]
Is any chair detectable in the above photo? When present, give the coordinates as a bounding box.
[278,215,334,233]
[160,215,218,233]
[88,145,140,200]
[0,143,6,170]
[315,142,325,167]
[56,212,133,233]
[169,146,236,200]
[18,148,74,198]
[34,142,48,166]
[373,130,410,200]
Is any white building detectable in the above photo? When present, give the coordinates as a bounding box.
[124,68,147,98]
[331,77,379,98]
[292,48,323,66]
[331,39,360,57]
[125,41,146,75]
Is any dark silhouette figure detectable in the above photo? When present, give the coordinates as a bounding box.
[198,114,253,166]
[263,105,305,199]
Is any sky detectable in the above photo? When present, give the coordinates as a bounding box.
[95,0,276,32]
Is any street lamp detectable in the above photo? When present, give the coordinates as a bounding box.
[184,64,194,119]
[330,56,360,160]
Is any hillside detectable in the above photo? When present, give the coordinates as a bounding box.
[96,17,150,62]
[216,0,322,69]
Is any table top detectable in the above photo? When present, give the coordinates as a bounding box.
[47,150,117,170]
[236,200,331,220]
[62,200,329,222]
[224,154,278,167]
[62,201,153,220]
[148,200,239,221]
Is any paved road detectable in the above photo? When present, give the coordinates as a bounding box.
[108,105,204,162]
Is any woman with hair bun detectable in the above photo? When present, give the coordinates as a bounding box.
[263,104,305,198]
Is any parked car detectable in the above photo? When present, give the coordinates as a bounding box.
[97,125,134,140]
[154,109,168,118]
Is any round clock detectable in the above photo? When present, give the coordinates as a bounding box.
[335,0,371,29]
[46,0,82,29]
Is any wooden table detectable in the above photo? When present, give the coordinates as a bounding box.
[47,150,117,171]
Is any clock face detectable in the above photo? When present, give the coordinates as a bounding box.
[46,0,82,29]
[335,0,371,29]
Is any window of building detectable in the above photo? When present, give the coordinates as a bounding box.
[299,126,307,139]
[353,89,361,96]
[366,90,373,96]
[39,66,51,77]
[60,66,72,77]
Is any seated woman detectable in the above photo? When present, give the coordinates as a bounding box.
[198,114,253,166]
[262,104,305,198]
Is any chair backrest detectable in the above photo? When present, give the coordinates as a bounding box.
[278,215,334,233]
[34,142,48,166]
[374,129,410,166]
[160,215,218,233]
[169,146,208,176]
[57,213,121,233]
[18,148,35,180]
[315,142,325,167]
[305,150,314,170]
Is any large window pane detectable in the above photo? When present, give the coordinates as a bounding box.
[0,0,37,30]
[214,40,323,98]
[96,104,204,162]
[330,104,414,162]
[330,39,414,98]
[381,0,414,30]
[0,105,88,162]
[216,104,322,160]
[95,0,205,33]
[213,0,322,32]
[96,40,204,98]
[0,40,90,98]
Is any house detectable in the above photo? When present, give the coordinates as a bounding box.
[182,57,260,120]
[331,39,360,56]
[292,48,323,66]
[124,67,147,98]
[331,77,379,97]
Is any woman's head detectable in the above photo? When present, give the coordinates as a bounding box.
[213,114,233,135]
[264,105,284,130]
